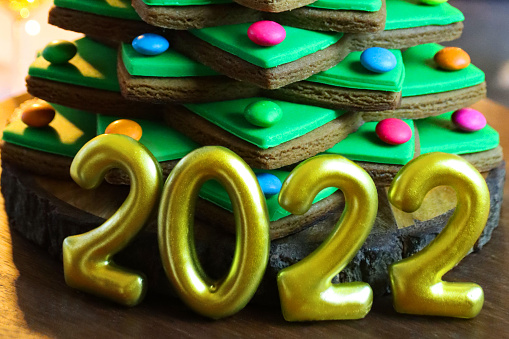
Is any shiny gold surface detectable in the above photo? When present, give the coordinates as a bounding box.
[277,155,378,321]
[388,153,490,318]
[158,146,270,319]
[62,134,163,306]
[0,97,507,336]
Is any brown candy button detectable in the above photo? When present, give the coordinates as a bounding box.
[434,47,471,71]
[21,102,56,127]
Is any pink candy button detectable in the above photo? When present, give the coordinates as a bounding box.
[247,21,286,46]
[376,118,412,145]
[452,108,487,132]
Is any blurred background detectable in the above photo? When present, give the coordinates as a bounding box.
[0,0,508,106]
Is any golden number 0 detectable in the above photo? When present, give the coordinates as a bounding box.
[63,134,162,306]
[277,155,378,321]
[388,153,489,318]
[158,146,270,319]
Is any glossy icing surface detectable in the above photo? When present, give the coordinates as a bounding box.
[324,119,415,165]
[308,49,404,92]
[97,115,199,161]
[122,43,218,77]
[417,111,499,155]
[184,98,345,149]
[189,23,343,68]
[3,103,96,157]
[401,44,485,97]
[385,0,464,31]
[307,0,381,11]
[29,38,119,92]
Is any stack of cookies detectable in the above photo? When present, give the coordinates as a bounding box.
[1,0,505,301]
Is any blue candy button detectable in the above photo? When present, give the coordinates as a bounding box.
[360,47,397,73]
[132,33,169,56]
[256,173,282,196]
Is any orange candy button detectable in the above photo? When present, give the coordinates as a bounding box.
[105,119,143,141]
[434,47,471,71]
[21,102,56,127]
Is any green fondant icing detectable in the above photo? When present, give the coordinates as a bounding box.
[417,112,499,155]
[385,0,464,31]
[97,116,199,161]
[29,38,120,92]
[142,0,380,11]
[190,23,343,68]
[54,0,141,20]
[402,44,485,97]
[199,170,337,222]
[308,0,381,11]
[184,98,345,149]
[2,104,96,157]
[121,43,218,77]
[308,49,405,92]
[324,120,415,165]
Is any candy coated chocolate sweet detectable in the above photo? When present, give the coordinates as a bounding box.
[360,47,397,73]
[105,119,143,141]
[244,100,283,127]
[434,47,471,71]
[420,0,448,5]
[42,40,77,64]
[247,21,286,47]
[256,172,282,196]
[132,34,170,56]
[375,118,412,145]
[452,108,487,132]
[21,102,55,127]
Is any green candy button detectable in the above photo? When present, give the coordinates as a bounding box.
[42,40,77,64]
[244,100,283,128]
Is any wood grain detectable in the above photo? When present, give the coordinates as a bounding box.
[0,97,507,337]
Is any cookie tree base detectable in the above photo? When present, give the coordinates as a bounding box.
[1,159,505,302]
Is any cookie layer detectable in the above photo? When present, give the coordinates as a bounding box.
[27,37,164,116]
[171,29,351,89]
[48,7,161,43]
[119,45,403,110]
[26,76,163,117]
[164,104,363,169]
[117,52,260,103]
[132,0,385,31]
[362,82,487,121]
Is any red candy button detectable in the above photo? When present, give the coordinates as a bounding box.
[376,118,412,145]
[247,21,286,46]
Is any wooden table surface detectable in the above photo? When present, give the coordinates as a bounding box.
[0,97,507,338]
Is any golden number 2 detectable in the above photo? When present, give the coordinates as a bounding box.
[158,146,270,319]
[277,155,378,321]
[63,134,162,306]
[388,153,489,318]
